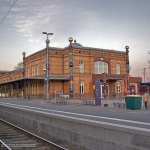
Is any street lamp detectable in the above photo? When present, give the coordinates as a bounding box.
[42,32,53,100]
[68,37,73,98]
[125,45,130,95]
[22,52,26,99]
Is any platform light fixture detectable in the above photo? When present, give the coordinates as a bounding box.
[42,32,53,100]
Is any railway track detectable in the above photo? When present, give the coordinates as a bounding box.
[0,119,67,150]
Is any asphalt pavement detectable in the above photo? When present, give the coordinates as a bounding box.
[0,98,150,129]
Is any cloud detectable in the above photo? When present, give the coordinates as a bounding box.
[0,0,103,46]
[3,1,58,42]
[51,42,59,47]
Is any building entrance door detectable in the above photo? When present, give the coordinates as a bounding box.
[130,85,135,95]
[100,83,109,98]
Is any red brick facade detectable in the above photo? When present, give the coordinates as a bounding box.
[0,42,142,99]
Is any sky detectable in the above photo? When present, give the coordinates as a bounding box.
[0,0,150,81]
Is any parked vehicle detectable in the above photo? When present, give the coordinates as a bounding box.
[139,82,150,95]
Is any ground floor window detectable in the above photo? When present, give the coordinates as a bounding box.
[80,81,84,94]
[116,82,121,93]
[36,83,38,94]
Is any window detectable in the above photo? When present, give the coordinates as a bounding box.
[43,62,46,74]
[78,61,84,73]
[31,66,33,76]
[116,64,120,74]
[94,61,108,74]
[36,83,38,94]
[80,81,84,94]
[27,68,30,77]
[33,66,35,76]
[116,82,121,93]
[34,83,36,94]
[31,83,33,94]
[36,64,38,75]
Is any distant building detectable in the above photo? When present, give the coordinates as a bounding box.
[0,70,11,76]
[0,40,142,99]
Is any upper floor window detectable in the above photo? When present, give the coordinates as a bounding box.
[33,66,35,76]
[31,66,33,76]
[43,62,46,75]
[27,68,30,77]
[116,82,121,93]
[94,61,108,74]
[78,61,84,73]
[116,64,120,74]
[36,64,38,75]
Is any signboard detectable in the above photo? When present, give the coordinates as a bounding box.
[106,74,126,80]
[70,84,74,93]
[95,79,101,105]
[55,90,63,95]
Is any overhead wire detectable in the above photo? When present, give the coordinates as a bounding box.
[0,0,17,25]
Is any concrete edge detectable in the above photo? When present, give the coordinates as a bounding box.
[0,103,150,136]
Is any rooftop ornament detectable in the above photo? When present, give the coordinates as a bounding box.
[68,37,73,43]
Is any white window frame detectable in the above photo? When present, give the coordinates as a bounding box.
[116,64,120,74]
[116,82,121,93]
[94,61,108,74]
[78,61,84,73]
[80,81,84,94]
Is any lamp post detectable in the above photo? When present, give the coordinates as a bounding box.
[22,52,26,99]
[68,37,73,98]
[42,32,53,100]
[125,45,130,95]
[78,62,83,97]
[43,65,46,99]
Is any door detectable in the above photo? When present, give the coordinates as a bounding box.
[100,82,109,98]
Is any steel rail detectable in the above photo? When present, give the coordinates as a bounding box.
[0,140,11,150]
[0,119,67,150]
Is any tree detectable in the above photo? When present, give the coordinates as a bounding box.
[14,62,23,71]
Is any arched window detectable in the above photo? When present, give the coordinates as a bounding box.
[94,61,108,74]
[80,81,84,94]
[116,82,121,93]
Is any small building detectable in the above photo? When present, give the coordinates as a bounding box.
[0,39,142,99]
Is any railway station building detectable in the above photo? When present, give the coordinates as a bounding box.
[0,38,142,100]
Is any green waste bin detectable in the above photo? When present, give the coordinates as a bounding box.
[125,95,142,110]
